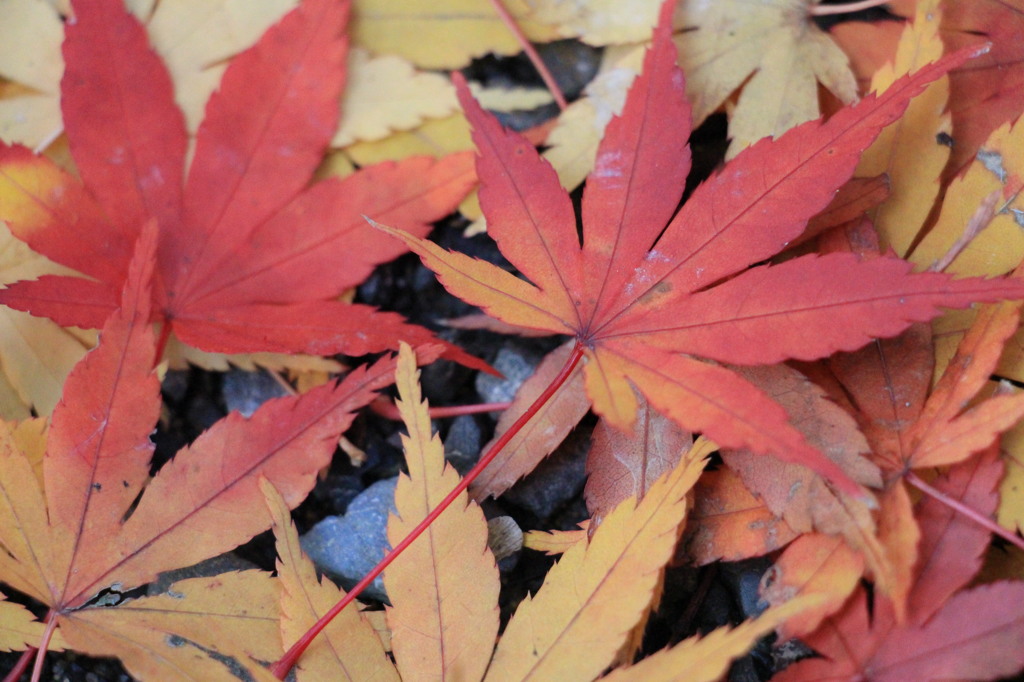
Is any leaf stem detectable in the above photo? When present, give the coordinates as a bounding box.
[810,0,890,16]
[487,0,568,110]
[906,470,1024,551]
[3,647,34,682]
[370,396,511,420]
[30,610,58,682]
[270,341,585,679]
[926,189,1000,272]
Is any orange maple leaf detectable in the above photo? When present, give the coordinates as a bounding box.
[777,449,1024,682]
[378,1,1024,497]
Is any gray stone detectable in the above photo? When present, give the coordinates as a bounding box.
[147,553,258,597]
[720,557,772,618]
[222,368,288,418]
[444,414,482,475]
[503,427,589,521]
[475,346,542,404]
[538,39,602,100]
[301,477,398,602]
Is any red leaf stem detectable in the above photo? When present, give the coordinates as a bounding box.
[369,396,511,420]
[487,0,567,110]
[906,470,1024,551]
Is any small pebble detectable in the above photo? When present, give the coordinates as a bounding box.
[487,515,523,571]
[475,345,543,404]
[301,478,397,602]
[502,428,589,522]
[222,368,288,418]
[445,414,483,475]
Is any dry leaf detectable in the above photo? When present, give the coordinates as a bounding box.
[484,449,707,681]
[334,48,458,147]
[385,344,499,682]
[602,596,822,682]
[721,364,888,591]
[351,0,560,69]
[779,449,1023,682]
[681,467,798,566]
[585,392,691,522]
[674,0,858,157]
[760,533,864,640]
[856,0,950,257]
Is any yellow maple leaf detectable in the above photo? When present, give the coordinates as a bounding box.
[912,115,1024,276]
[999,419,1024,536]
[334,48,459,147]
[523,523,589,554]
[912,114,1024,382]
[144,0,299,130]
[856,0,950,257]
[527,0,661,46]
[329,112,481,224]
[0,223,94,417]
[351,0,560,69]
[468,82,555,112]
[162,334,343,375]
[600,596,822,682]
[541,44,645,199]
[0,417,282,680]
[64,571,282,682]
[384,342,499,682]
[0,0,65,148]
[0,223,401,679]
[484,448,707,681]
[341,113,472,167]
[0,593,49,653]
[675,0,858,158]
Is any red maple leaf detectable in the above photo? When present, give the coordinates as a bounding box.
[777,448,1024,681]
[942,0,1024,178]
[377,1,1024,495]
[0,0,480,367]
[0,218,401,622]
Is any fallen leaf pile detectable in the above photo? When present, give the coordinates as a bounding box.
[1,0,1024,680]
